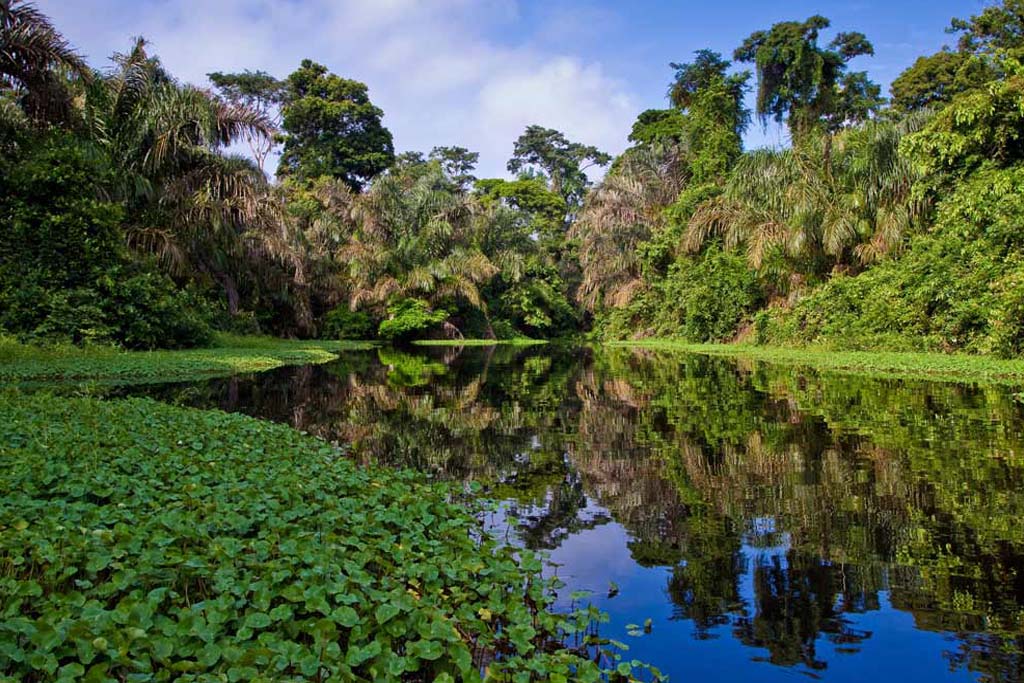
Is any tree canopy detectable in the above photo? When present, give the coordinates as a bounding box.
[277,59,394,190]
[735,15,881,135]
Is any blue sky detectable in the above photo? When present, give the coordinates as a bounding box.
[39,0,979,177]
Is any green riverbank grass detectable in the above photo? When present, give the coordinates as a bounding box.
[0,393,650,682]
[412,339,548,347]
[0,334,374,383]
[611,340,1024,384]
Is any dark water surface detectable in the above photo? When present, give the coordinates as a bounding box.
[120,345,1024,682]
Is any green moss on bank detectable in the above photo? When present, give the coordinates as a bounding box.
[0,334,374,383]
[610,340,1024,384]
[0,394,643,682]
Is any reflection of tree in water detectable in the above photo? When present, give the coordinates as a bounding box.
[575,347,1024,677]
[125,344,1024,680]
[734,552,874,670]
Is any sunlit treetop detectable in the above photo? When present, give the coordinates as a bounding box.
[734,15,882,135]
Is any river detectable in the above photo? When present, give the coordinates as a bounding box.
[121,344,1024,682]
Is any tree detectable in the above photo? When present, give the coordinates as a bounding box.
[277,59,394,190]
[667,50,751,183]
[208,69,286,172]
[889,51,986,112]
[0,0,91,124]
[628,109,687,145]
[475,177,566,251]
[950,0,1024,56]
[343,164,498,335]
[686,117,928,277]
[889,2,1019,112]
[507,125,611,214]
[428,145,479,190]
[85,38,274,316]
[572,143,690,311]
[669,50,746,118]
[734,15,881,136]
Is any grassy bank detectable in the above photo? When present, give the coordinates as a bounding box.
[0,393,642,682]
[611,340,1024,384]
[412,338,548,347]
[0,334,374,383]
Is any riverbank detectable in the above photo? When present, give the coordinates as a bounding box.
[0,334,373,383]
[611,340,1024,384]
[412,338,547,347]
[0,393,637,681]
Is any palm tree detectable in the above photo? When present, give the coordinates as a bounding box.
[572,142,689,311]
[0,0,90,123]
[84,38,276,314]
[343,165,498,332]
[686,118,928,281]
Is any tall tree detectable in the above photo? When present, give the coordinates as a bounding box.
[428,145,479,190]
[667,50,751,183]
[507,125,610,215]
[277,59,394,190]
[686,117,928,276]
[572,143,690,311]
[208,69,285,172]
[344,164,497,329]
[889,1,1019,112]
[734,15,881,137]
[0,0,91,124]
[950,0,1024,56]
[85,38,274,315]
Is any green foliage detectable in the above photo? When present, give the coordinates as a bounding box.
[0,131,123,288]
[628,109,687,145]
[0,394,642,682]
[903,56,1024,176]
[377,299,448,342]
[734,15,880,135]
[0,132,212,349]
[207,69,285,171]
[278,59,395,189]
[428,145,479,190]
[321,306,374,341]
[507,125,611,212]
[759,165,1024,356]
[655,246,763,341]
[0,334,356,383]
[949,0,1024,55]
[595,246,761,342]
[495,265,578,338]
[889,51,988,112]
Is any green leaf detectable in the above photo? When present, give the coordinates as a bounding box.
[244,612,271,629]
[374,602,400,625]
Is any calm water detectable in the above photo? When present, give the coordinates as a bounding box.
[121,345,1024,682]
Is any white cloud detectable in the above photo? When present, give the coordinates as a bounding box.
[38,0,637,178]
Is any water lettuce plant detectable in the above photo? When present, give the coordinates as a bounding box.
[0,394,652,682]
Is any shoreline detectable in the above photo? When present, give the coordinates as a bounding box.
[608,340,1024,384]
[0,334,374,383]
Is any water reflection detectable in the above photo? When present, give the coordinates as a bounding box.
[122,345,1024,682]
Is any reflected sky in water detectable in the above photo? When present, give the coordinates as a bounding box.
[112,344,1024,682]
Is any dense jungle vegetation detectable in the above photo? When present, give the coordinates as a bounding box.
[4,1,1024,355]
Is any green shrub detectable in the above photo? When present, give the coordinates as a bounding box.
[321,306,374,340]
[0,394,648,681]
[377,298,447,342]
[759,163,1024,355]
[654,246,762,342]
[0,132,211,350]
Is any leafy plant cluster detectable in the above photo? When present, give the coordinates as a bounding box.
[577,2,1024,358]
[0,394,657,682]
